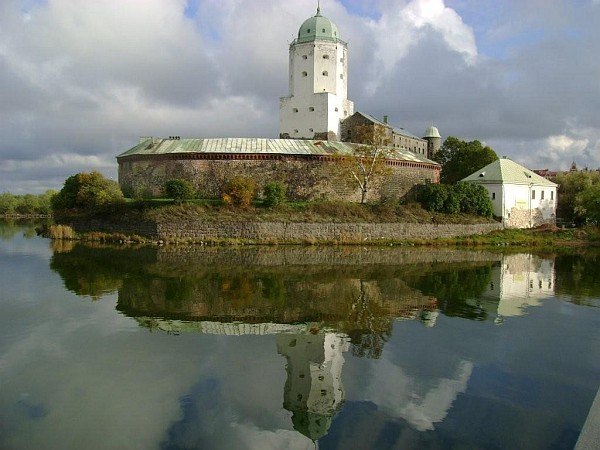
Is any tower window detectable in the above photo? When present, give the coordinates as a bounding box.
[334,107,338,112]
[302,55,307,60]
[340,74,344,79]
[492,193,496,200]
[309,128,314,132]
[293,108,298,113]
[309,107,314,112]
[307,29,310,33]
[293,129,298,134]
[302,71,307,77]
[322,54,329,59]
[322,28,326,33]
[322,71,328,76]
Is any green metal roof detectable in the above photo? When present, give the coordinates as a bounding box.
[117,137,439,165]
[295,7,343,44]
[461,158,558,187]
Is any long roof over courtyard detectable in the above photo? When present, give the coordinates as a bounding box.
[117,137,439,165]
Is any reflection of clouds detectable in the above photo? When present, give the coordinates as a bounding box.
[229,423,314,450]
[365,359,473,431]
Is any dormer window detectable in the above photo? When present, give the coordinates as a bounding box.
[479,172,485,177]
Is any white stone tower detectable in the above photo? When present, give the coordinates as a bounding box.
[280,6,354,140]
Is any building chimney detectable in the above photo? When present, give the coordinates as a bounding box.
[383,115,388,124]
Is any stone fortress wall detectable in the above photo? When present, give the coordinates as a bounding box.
[118,153,439,202]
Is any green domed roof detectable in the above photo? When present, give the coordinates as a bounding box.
[424,125,441,138]
[296,7,341,44]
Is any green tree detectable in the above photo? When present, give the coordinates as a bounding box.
[434,136,498,184]
[574,183,600,225]
[553,171,600,224]
[0,193,17,214]
[165,179,195,202]
[336,125,392,203]
[51,171,124,212]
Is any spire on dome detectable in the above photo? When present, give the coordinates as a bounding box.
[316,1,321,17]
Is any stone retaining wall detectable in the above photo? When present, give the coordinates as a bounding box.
[67,219,503,244]
[156,221,502,243]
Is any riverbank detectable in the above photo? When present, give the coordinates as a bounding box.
[42,201,600,247]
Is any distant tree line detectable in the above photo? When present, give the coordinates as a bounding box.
[0,191,56,216]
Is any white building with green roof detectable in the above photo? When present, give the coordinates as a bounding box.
[462,157,558,228]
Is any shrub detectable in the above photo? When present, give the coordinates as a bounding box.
[417,182,493,217]
[222,176,257,207]
[418,183,449,212]
[52,171,124,212]
[263,182,286,208]
[165,179,195,202]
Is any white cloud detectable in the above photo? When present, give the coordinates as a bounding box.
[0,0,599,192]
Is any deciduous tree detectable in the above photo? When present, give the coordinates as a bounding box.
[434,137,498,184]
[335,125,392,204]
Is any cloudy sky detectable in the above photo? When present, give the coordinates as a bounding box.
[1,0,599,193]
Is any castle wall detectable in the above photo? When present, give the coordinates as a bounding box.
[118,154,439,202]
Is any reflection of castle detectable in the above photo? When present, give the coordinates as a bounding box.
[277,333,350,441]
[481,254,555,322]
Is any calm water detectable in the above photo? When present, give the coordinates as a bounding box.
[1,220,599,450]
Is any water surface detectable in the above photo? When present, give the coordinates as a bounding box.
[1,221,599,449]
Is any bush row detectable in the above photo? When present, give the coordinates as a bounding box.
[416,182,494,217]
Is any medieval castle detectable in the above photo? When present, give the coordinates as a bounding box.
[117,7,441,202]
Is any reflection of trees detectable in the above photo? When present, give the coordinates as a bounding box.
[555,252,600,303]
[346,280,391,359]
[0,219,42,241]
[49,244,156,299]
[407,263,494,320]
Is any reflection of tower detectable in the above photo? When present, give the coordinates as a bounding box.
[277,332,350,441]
